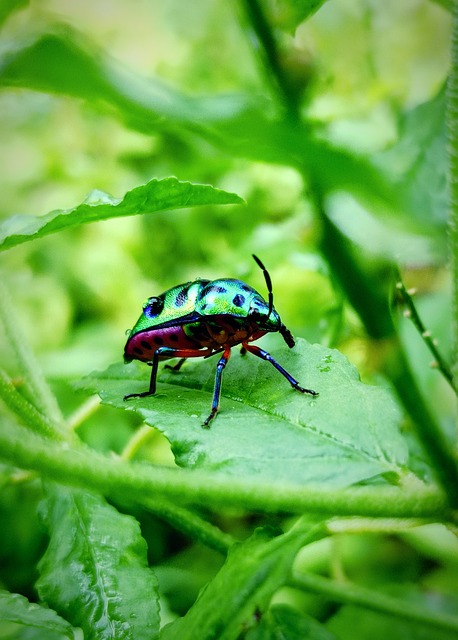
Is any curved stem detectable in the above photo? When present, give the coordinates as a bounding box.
[0,369,67,441]
[0,421,450,520]
[0,279,63,424]
[291,571,458,634]
[239,0,300,119]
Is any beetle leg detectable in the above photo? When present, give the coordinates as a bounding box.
[203,346,232,428]
[164,357,187,372]
[124,348,162,399]
[242,343,318,396]
[124,347,213,400]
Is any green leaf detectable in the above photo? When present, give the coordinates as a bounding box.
[160,522,326,640]
[77,339,409,487]
[0,29,396,209]
[0,589,78,639]
[376,86,448,235]
[0,177,243,251]
[246,604,338,640]
[36,486,160,640]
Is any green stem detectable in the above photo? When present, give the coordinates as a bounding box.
[0,369,67,441]
[239,0,300,119]
[0,421,450,519]
[0,279,63,424]
[318,202,458,507]
[395,277,456,392]
[447,1,458,388]
[139,497,235,555]
[291,572,458,634]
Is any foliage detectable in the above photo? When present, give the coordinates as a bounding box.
[0,1,456,639]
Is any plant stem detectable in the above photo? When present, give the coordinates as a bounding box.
[239,0,300,119]
[291,572,458,634]
[0,421,450,520]
[317,203,458,507]
[0,369,67,441]
[0,279,63,424]
[139,497,235,555]
[447,1,458,387]
[395,277,455,392]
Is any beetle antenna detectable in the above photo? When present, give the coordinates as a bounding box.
[252,254,273,317]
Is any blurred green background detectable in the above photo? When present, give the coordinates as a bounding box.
[0,0,451,377]
[0,0,456,625]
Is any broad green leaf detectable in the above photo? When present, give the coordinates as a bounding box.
[0,29,396,209]
[0,177,243,251]
[77,339,409,487]
[160,522,326,640]
[246,604,338,640]
[0,589,78,640]
[36,486,160,640]
[376,86,448,235]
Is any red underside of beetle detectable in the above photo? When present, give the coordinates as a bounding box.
[124,315,267,363]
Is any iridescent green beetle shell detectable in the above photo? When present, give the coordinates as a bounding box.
[126,277,282,340]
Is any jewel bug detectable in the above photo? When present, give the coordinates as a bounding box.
[124,255,318,426]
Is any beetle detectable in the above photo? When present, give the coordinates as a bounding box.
[124,255,318,426]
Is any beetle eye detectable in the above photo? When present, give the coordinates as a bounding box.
[248,307,262,321]
[143,296,164,318]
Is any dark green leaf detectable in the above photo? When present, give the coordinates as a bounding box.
[0,589,77,639]
[246,604,338,640]
[160,522,325,640]
[77,339,409,487]
[36,486,160,640]
[0,177,243,251]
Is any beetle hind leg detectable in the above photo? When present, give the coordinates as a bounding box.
[164,357,187,372]
[242,343,318,397]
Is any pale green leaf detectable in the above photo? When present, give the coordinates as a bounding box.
[77,339,409,487]
[0,177,243,251]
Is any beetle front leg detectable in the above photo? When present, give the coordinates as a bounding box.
[124,348,163,400]
[242,343,318,396]
[124,347,212,400]
[203,347,232,428]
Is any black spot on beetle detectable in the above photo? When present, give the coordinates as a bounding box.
[154,336,164,345]
[144,297,164,318]
[169,333,179,342]
[133,347,143,355]
[141,340,152,349]
[208,285,227,295]
[175,286,190,307]
[232,294,245,307]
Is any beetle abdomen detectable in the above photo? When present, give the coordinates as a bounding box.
[124,325,201,362]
